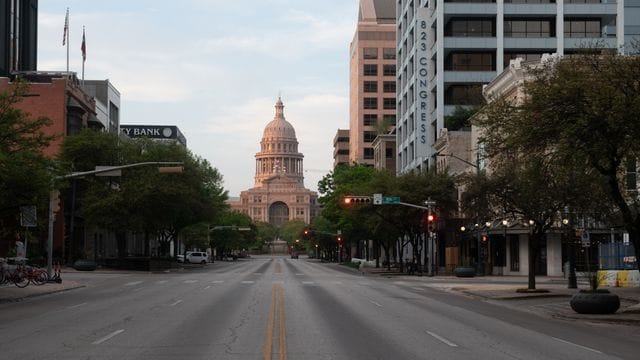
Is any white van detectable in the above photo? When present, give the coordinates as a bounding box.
[186,252,208,264]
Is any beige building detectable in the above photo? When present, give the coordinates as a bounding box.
[229,98,319,226]
[333,129,350,168]
[349,0,396,166]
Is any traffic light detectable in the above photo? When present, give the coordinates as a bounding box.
[343,196,371,205]
[426,212,436,232]
[337,236,342,243]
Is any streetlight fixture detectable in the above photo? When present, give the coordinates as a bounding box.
[562,217,577,288]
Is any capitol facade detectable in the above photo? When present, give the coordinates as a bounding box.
[229,97,319,226]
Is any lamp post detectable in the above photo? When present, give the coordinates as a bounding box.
[563,217,577,288]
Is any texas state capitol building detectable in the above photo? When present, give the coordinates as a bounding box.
[229,97,319,226]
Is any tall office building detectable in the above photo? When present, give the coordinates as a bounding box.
[396,0,640,174]
[82,80,121,134]
[349,0,397,166]
[0,0,38,76]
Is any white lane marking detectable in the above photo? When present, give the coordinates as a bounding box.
[212,280,224,284]
[241,281,254,284]
[67,302,87,309]
[411,287,425,291]
[333,281,343,285]
[295,273,304,276]
[551,337,602,354]
[124,281,142,287]
[93,329,125,345]
[204,285,211,289]
[133,287,144,292]
[426,331,458,347]
[170,300,183,307]
[184,280,198,283]
[156,280,168,284]
[302,281,315,285]
[368,299,383,307]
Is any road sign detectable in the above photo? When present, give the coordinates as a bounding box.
[383,197,400,204]
[373,193,383,205]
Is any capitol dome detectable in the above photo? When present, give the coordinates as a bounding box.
[262,97,297,140]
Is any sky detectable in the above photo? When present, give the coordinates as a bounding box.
[37,0,360,196]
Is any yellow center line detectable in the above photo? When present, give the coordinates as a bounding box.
[263,283,287,360]
[263,285,276,360]
[278,284,286,360]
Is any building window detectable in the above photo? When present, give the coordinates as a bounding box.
[505,0,555,3]
[383,81,396,93]
[383,48,396,59]
[363,47,378,59]
[364,114,377,126]
[364,97,378,109]
[504,19,554,38]
[627,159,637,191]
[445,52,495,71]
[337,149,349,155]
[363,131,377,143]
[383,64,396,76]
[385,148,393,158]
[383,98,396,109]
[364,148,374,159]
[564,19,601,38]
[364,81,378,93]
[444,84,485,105]
[364,64,378,76]
[510,236,520,272]
[445,19,495,37]
[503,52,543,68]
[383,115,396,126]
[253,196,262,203]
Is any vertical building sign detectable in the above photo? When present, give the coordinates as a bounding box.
[416,7,430,157]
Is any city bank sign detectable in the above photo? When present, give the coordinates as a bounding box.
[120,125,186,146]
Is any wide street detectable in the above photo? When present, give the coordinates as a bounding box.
[0,256,638,360]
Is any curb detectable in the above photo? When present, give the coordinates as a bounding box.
[0,283,85,303]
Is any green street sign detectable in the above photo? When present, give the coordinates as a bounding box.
[382,197,400,204]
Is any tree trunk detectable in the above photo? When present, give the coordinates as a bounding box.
[528,232,539,290]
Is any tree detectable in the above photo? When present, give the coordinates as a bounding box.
[471,53,627,288]
[444,105,479,131]
[0,81,55,258]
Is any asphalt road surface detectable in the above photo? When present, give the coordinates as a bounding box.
[0,255,638,360]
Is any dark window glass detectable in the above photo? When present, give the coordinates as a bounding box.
[363,114,377,126]
[383,64,396,76]
[383,98,396,109]
[364,131,377,143]
[444,85,485,105]
[445,19,495,37]
[504,19,554,38]
[364,64,377,76]
[364,148,374,159]
[383,115,396,126]
[383,81,396,93]
[627,159,637,191]
[503,52,543,67]
[385,148,394,158]
[383,48,396,59]
[363,47,378,59]
[337,149,349,155]
[445,52,495,71]
[364,97,378,109]
[364,81,378,92]
[564,19,601,38]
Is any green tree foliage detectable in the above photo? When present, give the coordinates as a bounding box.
[444,105,478,131]
[470,53,631,288]
[209,211,256,258]
[0,81,55,251]
[58,130,228,261]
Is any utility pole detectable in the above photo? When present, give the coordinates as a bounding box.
[424,198,437,276]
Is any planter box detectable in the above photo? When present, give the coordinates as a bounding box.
[570,291,620,314]
[73,259,97,271]
[454,267,476,278]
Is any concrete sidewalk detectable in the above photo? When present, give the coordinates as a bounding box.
[364,266,640,326]
[0,280,84,303]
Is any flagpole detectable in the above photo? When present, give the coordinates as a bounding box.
[64,8,69,72]
[81,26,85,87]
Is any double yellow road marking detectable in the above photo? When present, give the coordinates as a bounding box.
[264,263,286,360]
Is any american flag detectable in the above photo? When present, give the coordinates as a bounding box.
[62,9,69,46]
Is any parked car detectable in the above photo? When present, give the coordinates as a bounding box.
[186,252,208,264]
[176,255,184,263]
